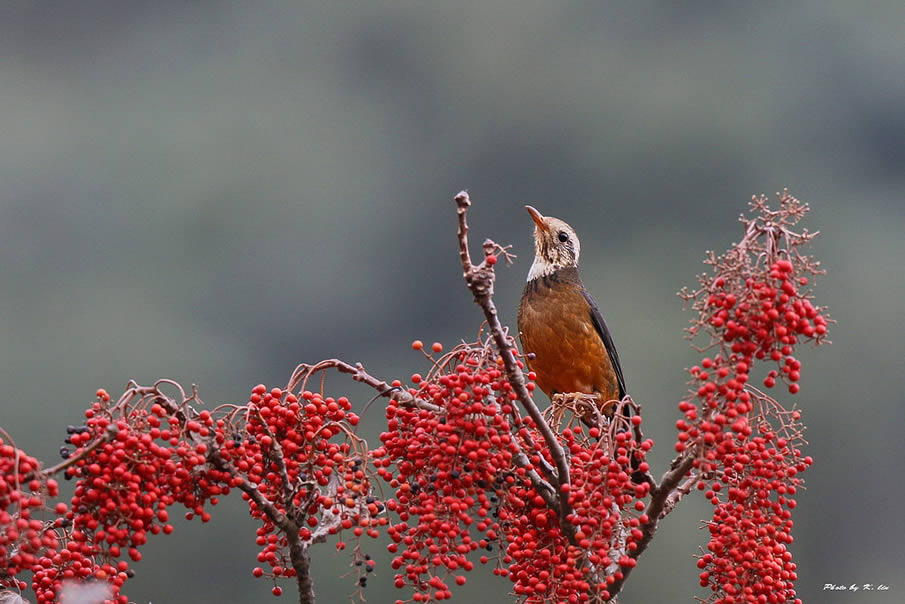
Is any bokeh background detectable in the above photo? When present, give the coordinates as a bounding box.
[2,2,903,603]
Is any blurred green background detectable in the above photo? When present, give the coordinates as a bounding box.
[2,2,903,603]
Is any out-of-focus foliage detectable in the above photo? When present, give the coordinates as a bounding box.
[1,2,902,603]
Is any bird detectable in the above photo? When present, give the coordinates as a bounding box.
[517,205,627,427]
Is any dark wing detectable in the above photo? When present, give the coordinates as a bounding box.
[580,289,627,398]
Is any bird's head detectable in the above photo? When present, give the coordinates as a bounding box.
[525,205,581,281]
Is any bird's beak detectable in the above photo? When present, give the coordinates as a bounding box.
[525,205,549,233]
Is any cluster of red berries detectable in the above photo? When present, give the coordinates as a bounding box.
[1,440,59,593]
[681,355,811,603]
[702,259,828,396]
[374,344,519,602]
[501,425,651,603]
[218,385,383,589]
[2,380,387,603]
[695,423,811,604]
[680,246,824,602]
[375,341,651,603]
[27,534,121,604]
[44,389,230,602]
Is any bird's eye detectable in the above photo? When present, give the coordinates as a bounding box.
[557,231,569,243]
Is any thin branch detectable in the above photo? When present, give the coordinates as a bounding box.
[288,359,441,414]
[40,424,119,477]
[483,393,558,507]
[207,449,296,533]
[290,360,412,404]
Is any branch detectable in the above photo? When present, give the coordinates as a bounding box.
[605,447,698,599]
[207,449,313,604]
[453,191,574,525]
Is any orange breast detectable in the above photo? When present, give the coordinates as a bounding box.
[518,273,620,402]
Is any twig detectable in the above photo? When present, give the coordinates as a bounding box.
[290,360,411,405]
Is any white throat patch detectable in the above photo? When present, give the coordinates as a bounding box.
[526,257,560,281]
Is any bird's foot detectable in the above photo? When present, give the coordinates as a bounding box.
[551,392,615,432]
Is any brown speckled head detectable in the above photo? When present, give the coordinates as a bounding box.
[524,205,581,281]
